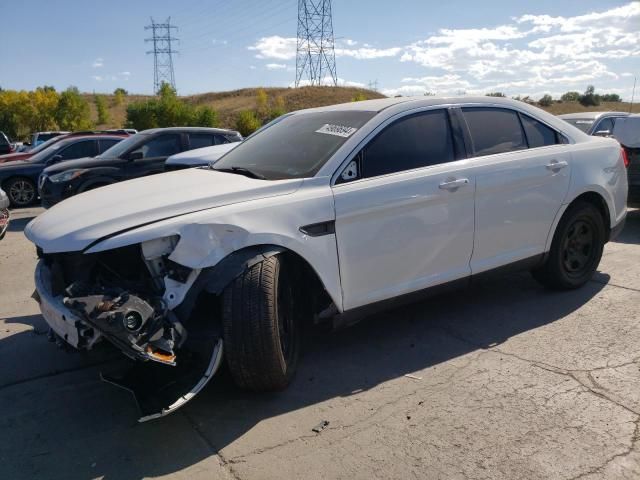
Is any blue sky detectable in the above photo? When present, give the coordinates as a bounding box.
[0,0,638,99]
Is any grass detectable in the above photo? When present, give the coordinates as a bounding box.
[82,88,639,130]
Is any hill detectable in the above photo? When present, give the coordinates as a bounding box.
[84,87,639,130]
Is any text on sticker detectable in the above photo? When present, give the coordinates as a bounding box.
[316,124,358,138]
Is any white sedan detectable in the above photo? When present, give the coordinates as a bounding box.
[25,96,628,420]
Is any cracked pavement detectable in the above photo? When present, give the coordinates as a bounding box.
[1,207,639,480]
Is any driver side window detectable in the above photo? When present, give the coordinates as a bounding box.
[56,140,98,161]
[131,134,181,159]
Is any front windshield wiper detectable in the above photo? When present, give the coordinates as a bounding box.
[214,166,266,180]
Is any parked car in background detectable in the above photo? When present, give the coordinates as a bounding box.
[28,131,70,149]
[558,111,629,135]
[0,187,9,240]
[165,141,241,170]
[0,132,13,155]
[0,130,130,164]
[39,127,243,207]
[613,115,640,205]
[0,135,126,207]
[26,97,627,420]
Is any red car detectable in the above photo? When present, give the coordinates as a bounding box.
[0,130,131,164]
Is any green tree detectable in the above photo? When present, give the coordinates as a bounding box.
[193,106,218,127]
[269,96,287,120]
[113,87,127,106]
[538,94,553,107]
[94,94,110,125]
[600,93,622,102]
[235,110,261,136]
[55,87,92,130]
[579,85,600,107]
[561,91,580,102]
[486,92,506,97]
[351,92,367,102]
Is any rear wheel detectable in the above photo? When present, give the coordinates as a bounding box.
[6,177,36,207]
[532,201,605,289]
[222,255,301,391]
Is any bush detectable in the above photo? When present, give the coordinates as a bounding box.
[235,110,261,136]
[55,87,93,131]
[94,95,110,125]
[561,91,580,102]
[486,92,506,97]
[351,93,368,102]
[268,96,287,120]
[601,93,621,102]
[125,82,218,130]
[538,94,553,107]
[579,85,600,107]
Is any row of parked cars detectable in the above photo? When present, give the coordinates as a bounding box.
[0,127,243,207]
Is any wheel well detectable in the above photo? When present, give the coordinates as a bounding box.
[569,192,611,239]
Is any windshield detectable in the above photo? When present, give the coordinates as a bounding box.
[27,135,64,154]
[26,142,66,163]
[563,118,594,133]
[98,133,148,158]
[214,111,375,180]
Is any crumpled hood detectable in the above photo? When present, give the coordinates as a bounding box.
[26,168,302,253]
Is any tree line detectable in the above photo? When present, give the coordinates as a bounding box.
[486,85,622,108]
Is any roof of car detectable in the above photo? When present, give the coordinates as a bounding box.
[557,111,630,120]
[139,127,239,135]
[299,95,545,114]
[53,134,126,146]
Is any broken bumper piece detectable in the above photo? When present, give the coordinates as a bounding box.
[34,259,224,421]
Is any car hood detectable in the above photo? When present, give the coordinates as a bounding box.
[43,156,122,174]
[166,143,239,166]
[26,168,303,253]
[0,152,31,163]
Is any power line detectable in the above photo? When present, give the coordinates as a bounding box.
[295,0,337,87]
[145,17,179,93]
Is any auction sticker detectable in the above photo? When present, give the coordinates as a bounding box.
[316,124,358,138]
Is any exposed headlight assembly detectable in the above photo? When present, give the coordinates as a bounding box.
[49,169,89,183]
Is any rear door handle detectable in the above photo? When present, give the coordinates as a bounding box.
[438,178,470,191]
[546,160,568,171]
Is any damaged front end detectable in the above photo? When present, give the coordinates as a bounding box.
[34,237,223,421]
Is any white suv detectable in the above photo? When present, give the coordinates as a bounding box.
[26,97,628,420]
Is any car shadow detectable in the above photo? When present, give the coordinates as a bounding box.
[0,270,610,480]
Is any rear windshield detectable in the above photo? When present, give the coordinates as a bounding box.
[562,118,594,133]
[213,111,375,180]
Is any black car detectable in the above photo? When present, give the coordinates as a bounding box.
[0,135,125,207]
[40,127,242,208]
[0,132,12,155]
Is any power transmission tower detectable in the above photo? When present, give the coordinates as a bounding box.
[295,0,338,87]
[145,17,178,93]
[367,80,379,92]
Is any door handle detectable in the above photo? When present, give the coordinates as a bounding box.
[438,178,470,191]
[545,160,568,171]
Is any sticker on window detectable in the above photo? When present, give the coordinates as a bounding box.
[316,124,358,138]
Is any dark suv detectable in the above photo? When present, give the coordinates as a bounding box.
[0,135,126,207]
[39,127,242,207]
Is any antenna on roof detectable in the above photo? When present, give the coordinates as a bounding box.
[630,76,636,114]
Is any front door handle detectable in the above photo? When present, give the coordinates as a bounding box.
[546,160,568,171]
[439,178,470,191]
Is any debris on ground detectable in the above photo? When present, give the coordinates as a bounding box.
[404,374,422,380]
[312,420,330,433]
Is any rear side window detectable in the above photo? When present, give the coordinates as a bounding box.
[462,108,526,156]
[57,140,98,160]
[189,134,215,149]
[214,135,230,145]
[134,134,181,158]
[594,117,615,134]
[520,115,558,148]
[99,139,121,152]
[362,109,454,178]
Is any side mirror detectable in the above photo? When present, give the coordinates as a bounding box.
[594,130,611,137]
[47,154,63,165]
[128,151,144,161]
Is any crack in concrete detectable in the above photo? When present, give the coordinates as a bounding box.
[180,410,244,480]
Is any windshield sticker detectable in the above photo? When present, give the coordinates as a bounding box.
[316,124,358,138]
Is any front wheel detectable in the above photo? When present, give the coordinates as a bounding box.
[6,177,36,207]
[222,255,301,391]
[532,201,605,289]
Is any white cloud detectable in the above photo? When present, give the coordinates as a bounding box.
[92,58,104,68]
[249,36,297,60]
[265,63,287,70]
[335,46,402,60]
[292,76,365,88]
[91,75,103,81]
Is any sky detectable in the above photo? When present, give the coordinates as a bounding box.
[0,0,638,100]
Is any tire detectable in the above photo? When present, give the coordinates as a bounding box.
[222,255,301,391]
[5,177,36,207]
[532,201,606,290]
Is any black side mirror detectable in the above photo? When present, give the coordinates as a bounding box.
[47,154,63,165]
[128,151,144,161]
